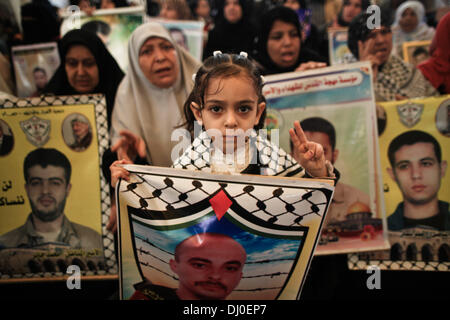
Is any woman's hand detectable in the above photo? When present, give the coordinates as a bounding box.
[111,129,147,162]
[289,121,327,177]
[358,39,381,82]
[295,61,327,72]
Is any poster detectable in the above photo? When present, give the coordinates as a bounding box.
[147,17,205,62]
[61,6,145,72]
[117,165,335,300]
[0,94,117,281]
[11,43,60,98]
[402,40,432,66]
[263,62,389,255]
[327,28,356,65]
[348,95,450,271]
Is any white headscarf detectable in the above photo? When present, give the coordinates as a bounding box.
[391,1,435,55]
[111,22,201,167]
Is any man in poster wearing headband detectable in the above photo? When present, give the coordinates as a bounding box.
[131,232,247,300]
[387,130,449,231]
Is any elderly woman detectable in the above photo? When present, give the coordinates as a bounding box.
[391,1,435,58]
[417,12,450,94]
[253,6,326,76]
[348,12,437,101]
[44,29,124,128]
[104,22,201,233]
[110,22,201,167]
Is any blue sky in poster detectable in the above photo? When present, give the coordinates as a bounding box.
[266,69,373,110]
[132,214,302,263]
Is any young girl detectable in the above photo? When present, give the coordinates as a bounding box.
[111,51,336,186]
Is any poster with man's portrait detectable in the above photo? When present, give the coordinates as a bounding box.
[263,62,389,255]
[147,18,205,62]
[349,95,450,272]
[117,165,335,300]
[327,28,357,65]
[61,6,145,73]
[11,43,60,98]
[0,94,117,281]
[402,40,431,66]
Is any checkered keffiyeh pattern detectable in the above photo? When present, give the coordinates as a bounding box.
[172,130,305,177]
[375,55,438,101]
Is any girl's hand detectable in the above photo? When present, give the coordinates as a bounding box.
[110,159,132,188]
[111,129,147,162]
[289,121,327,177]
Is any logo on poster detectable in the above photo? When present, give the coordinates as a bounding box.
[20,116,51,147]
[397,102,424,128]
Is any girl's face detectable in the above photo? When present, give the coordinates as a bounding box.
[190,75,265,153]
[267,20,301,69]
[159,3,179,20]
[224,0,243,24]
[65,44,99,93]
[399,8,419,33]
[138,37,179,88]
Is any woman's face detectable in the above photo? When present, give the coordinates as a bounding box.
[224,0,243,24]
[65,44,99,93]
[196,0,210,19]
[267,20,301,69]
[138,37,179,89]
[159,3,179,20]
[399,8,419,33]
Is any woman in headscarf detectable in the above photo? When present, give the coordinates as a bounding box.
[44,29,124,128]
[253,6,326,76]
[391,1,435,58]
[109,21,201,168]
[417,12,450,94]
[103,21,201,233]
[202,0,256,60]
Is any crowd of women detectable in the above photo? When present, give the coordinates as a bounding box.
[0,0,449,299]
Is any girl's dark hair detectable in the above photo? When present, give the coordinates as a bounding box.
[182,52,266,137]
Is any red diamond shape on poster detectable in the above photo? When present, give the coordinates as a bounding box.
[209,190,232,221]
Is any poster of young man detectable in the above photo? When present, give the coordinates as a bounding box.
[148,18,205,62]
[61,6,145,73]
[117,165,335,300]
[0,94,116,281]
[349,95,450,271]
[11,43,60,98]
[262,61,389,255]
[327,28,357,65]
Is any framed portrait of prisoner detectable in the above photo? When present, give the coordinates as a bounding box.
[0,94,117,282]
[11,42,60,98]
[60,6,145,73]
[348,94,450,272]
[402,40,431,67]
[117,165,335,300]
[263,62,389,256]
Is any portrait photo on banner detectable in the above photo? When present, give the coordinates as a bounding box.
[117,165,335,300]
[349,94,450,272]
[0,94,116,281]
[263,62,389,256]
[60,6,145,73]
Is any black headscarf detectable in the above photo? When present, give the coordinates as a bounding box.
[202,0,256,59]
[254,6,326,75]
[44,29,124,128]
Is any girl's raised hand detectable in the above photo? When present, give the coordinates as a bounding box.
[110,159,133,188]
[111,129,147,162]
[289,121,328,177]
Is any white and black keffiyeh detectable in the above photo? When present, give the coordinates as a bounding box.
[172,130,308,177]
[375,54,438,101]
